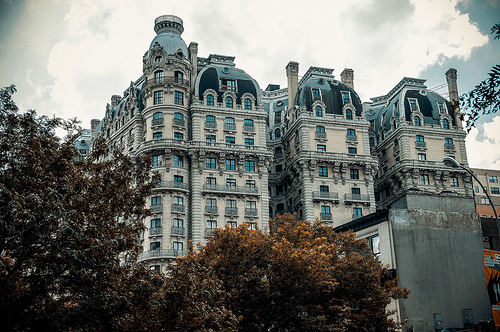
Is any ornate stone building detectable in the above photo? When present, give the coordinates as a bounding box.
[90,15,472,279]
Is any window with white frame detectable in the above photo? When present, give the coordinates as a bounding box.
[450,176,459,187]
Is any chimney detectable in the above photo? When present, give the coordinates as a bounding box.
[445,68,462,129]
[111,95,121,107]
[189,42,198,92]
[91,119,100,137]
[340,68,354,89]
[286,61,299,115]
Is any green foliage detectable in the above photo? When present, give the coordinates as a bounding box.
[174,214,410,332]
[460,23,500,131]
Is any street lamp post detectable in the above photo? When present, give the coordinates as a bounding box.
[443,156,500,244]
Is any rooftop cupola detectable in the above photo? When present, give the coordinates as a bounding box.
[154,15,184,35]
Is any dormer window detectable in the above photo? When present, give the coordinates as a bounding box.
[414,116,421,127]
[220,78,236,92]
[244,98,252,110]
[312,88,321,101]
[315,106,323,117]
[442,118,449,129]
[437,101,447,114]
[346,109,353,120]
[409,98,419,112]
[206,94,214,106]
[225,96,233,108]
[155,56,162,63]
[342,92,350,105]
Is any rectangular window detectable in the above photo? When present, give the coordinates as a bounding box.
[129,128,134,136]
[353,207,363,217]
[319,185,329,192]
[226,159,236,170]
[437,102,446,113]
[152,155,160,167]
[348,147,357,154]
[409,98,419,112]
[416,135,424,142]
[206,135,216,142]
[174,91,184,105]
[206,177,216,185]
[174,155,183,167]
[174,112,184,120]
[481,197,489,204]
[245,160,255,172]
[275,164,282,172]
[368,235,380,257]
[275,111,282,124]
[174,196,184,206]
[206,157,216,169]
[226,178,236,186]
[319,166,328,177]
[153,132,162,139]
[227,220,237,228]
[245,138,254,146]
[173,241,183,251]
[475,186,479,193]
[246,201,257,209]
[206,198,217,207]
[450,176,459,187]
[246,179,256,187]
[244,119,254,126]
[153,91,163,104]
[347,128,356,136]
[418,153,426,160]
[206,115,216,123]
[226,199,236,208]
[207,220,217,229]
[420,174,430,185]
[226,136,235,144]
[490,176,499,183]
[151,196,161,205]
[321,205,330,214]
[219,78,236,91]
[351,187,361,195]
[492,187,500,194]
[173,218,184,228]
[151,218,161,228]
[174,132,184,140]
[312,88,320,100]
[174,175,183,183]
[350,169,359,180]
[342,92,350,105]
[317,144,326,152]
[150,241,160,250]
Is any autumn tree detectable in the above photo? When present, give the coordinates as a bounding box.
[174,214,410,332]
[0,85,162,331]
[460,23,500,131]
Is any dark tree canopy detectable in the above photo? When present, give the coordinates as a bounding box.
[460,23,500,131]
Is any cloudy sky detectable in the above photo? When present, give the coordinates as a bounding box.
[1,0,499,168]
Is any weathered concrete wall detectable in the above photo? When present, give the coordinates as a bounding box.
[390,195,491,331]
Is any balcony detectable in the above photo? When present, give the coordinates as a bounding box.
[352,214,363,220]
[225,207,238,216]
[203,183,259,195]
[143,76,189,89]
[344,193,371,204]
[138,249,187,262]
[173,118,185,127]
[205,121,217,129]
[243,125,255,132]
[315,132,327,139]
[415,141,427,148]
[150,204,163,213]
[155,181,189,192]
[149,226,162,236]
[245,208,258,217]
[346,135,358,142]
[444,143,455,151]
[320,213,333,221]
[172,204,185,213]
[171,226,185,236]
[224,123,236,131]
[205,206,218,214]
[312,192,339,202]
[151,118,164,126]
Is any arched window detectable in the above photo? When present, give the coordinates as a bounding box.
[442,118,449,129]
[154,70,163,83]
[414,116,421,126]
[315,106,323,117]
[225,96,233,108]
[206,94,214,106]
[174,112,184,120]
[274,128,281,138]
[346,109,352,120]
[244,98,252,110]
